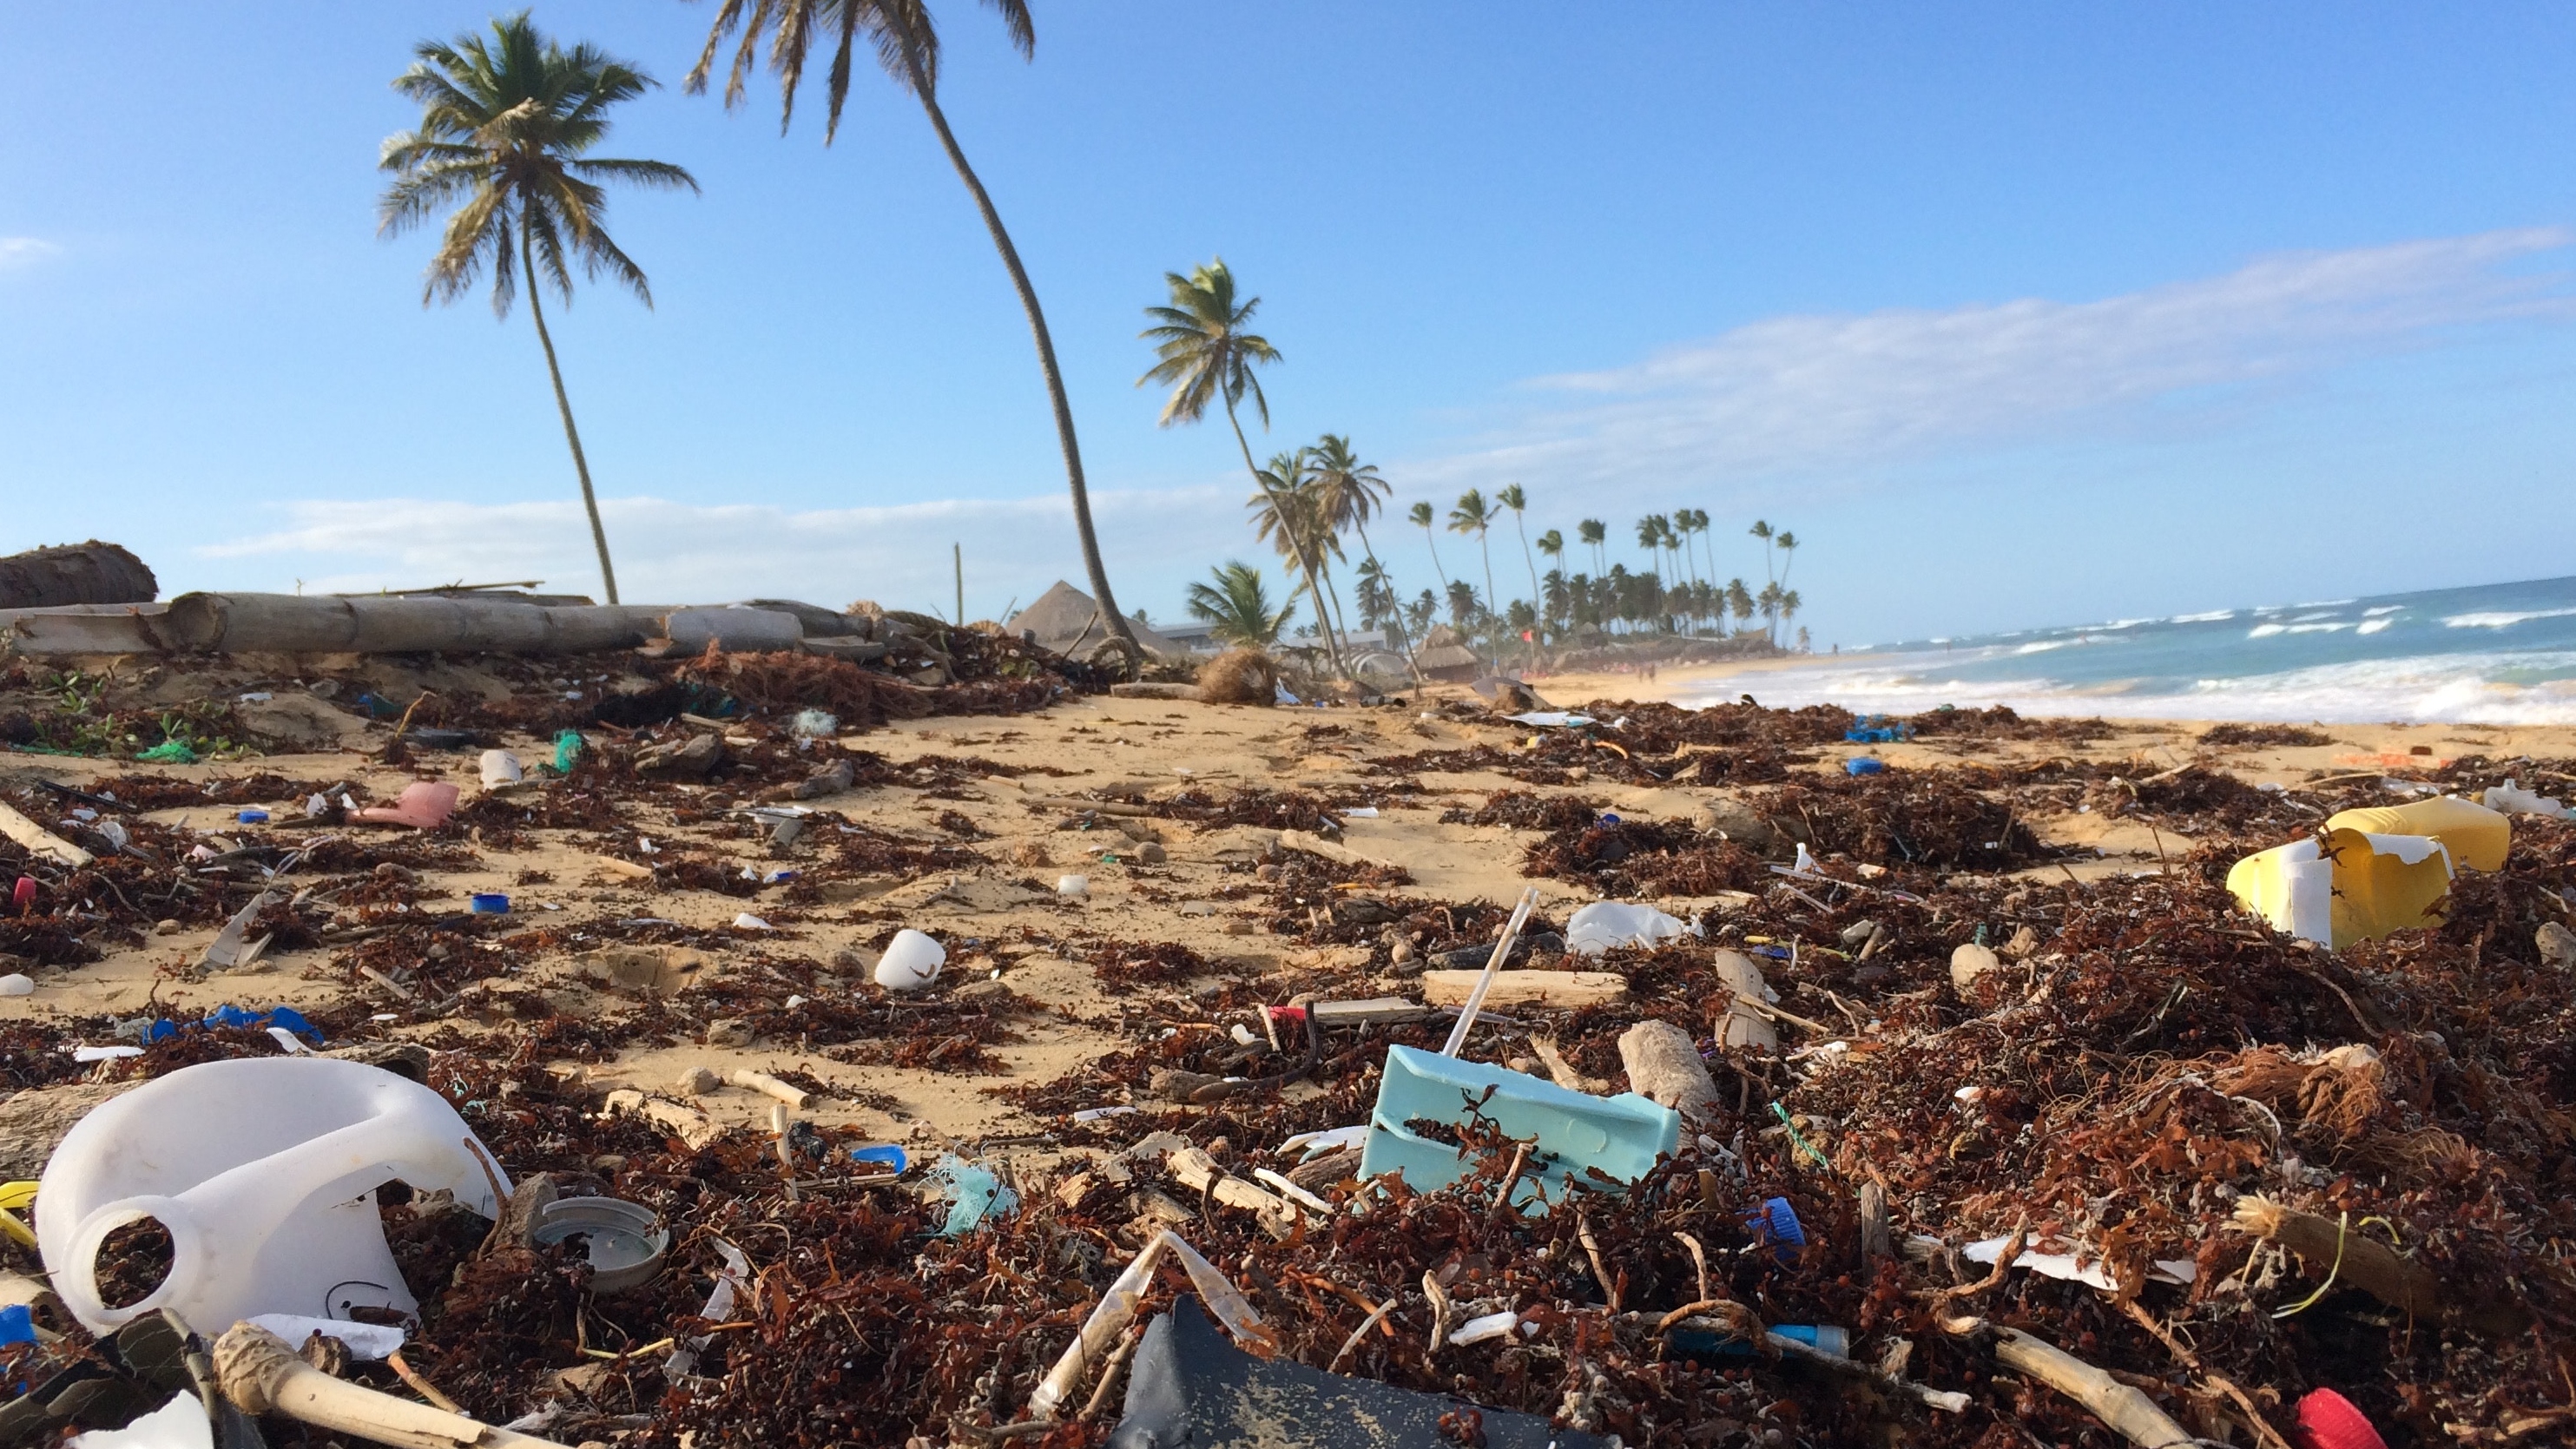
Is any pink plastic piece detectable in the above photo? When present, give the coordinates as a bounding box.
[10,877,32,916]
[347,781,460,829]
[2296,1388,2388,1449]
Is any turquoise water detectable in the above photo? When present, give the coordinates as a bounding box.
[1673,575,2576,723]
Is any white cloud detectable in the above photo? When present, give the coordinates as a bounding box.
[1410,227,2576,499]
[194,486,1247,622]
[0,237,61,270]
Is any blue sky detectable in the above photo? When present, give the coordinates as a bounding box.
[6,3,2576,646]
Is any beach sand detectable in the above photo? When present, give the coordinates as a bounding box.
[10,674,2573,1152]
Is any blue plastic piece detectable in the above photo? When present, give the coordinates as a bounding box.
[0,1304,31,1347]
[353,693,402,719]
[851,1143,909,1174]
[1843,715,1914,745]
[932,1154,1018,1235]
[236,808,270,824]
[1596,813,1621,827]
[1743,1195,1806,1262]
[470,892,511,914]
[1670,1322,1848,1358]
[163,1004,325,1044]
[1360,1045,1680,1213]
[1843,756,1886,776]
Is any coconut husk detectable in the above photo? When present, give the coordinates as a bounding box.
[1197,648,1280,706]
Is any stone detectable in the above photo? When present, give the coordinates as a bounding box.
[635,733,723,778]
[2540,920,2576,969]
[705,1018,755,1049]
[676,1065,721,1096]
[1136,841,1168,864]
[1697,797,1777,850]
[153,919,181,937]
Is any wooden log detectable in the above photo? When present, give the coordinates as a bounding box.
[1420,970,1626,1009]
[214,1322,572,1449]
[1617,1020,1722,1123]
[0,800,94,868]
[1859,1181,1893,1264]
[0,542,154,609]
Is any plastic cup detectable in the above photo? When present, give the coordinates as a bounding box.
[469,893,510,914]
[874,930,945,991]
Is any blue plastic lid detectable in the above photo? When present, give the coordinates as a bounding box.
[470,893,511,913]
[852,1143,909,1174]
[0,1302,33,1346]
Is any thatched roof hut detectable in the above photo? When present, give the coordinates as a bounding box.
[1413,623,1483,681]
[1005,581,1189,662]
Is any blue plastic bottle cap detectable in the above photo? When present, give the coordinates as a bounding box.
[1596,813,1621,827]
[0,1302,31,1346]
[852,1143,909,1174]
[237,808,271,824]
[470,893,511,913]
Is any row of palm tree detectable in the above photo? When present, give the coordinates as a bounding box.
[381,3,1144,658]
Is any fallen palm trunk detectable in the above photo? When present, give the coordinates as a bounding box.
[1943,1315,2192,1448]
[214,1322,571,1449]
[0,541,155,609]
[2230,1195,2530,1336]
[1,592,818,657]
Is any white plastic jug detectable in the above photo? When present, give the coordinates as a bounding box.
[873,929,946,991]
[37,1057,508,1335]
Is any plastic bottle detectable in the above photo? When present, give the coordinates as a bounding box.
[37,1057,509,1334]
[1564,900,1692,955]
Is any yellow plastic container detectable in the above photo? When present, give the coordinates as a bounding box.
[2226,796,2509,949]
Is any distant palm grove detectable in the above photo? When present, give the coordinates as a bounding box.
[1146,264,1809,669]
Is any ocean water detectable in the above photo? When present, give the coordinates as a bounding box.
[1671,575,2576,724]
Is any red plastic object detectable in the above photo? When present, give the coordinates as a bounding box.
[10,877,31,917]
[2296,1389,2388,1449]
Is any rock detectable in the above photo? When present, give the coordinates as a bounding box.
[1136,841,1168,864]
[1697,797,1777,850]
[705,1018,755,1049]
[1618,1020,1723,1124]
[951,978,1012,1004]
[1011,840,1051,867]
[152,919,181,937]
[786,755,856,801]
[485,1170,559,1252]
[1837,918,1879,946]
[1950,942,2001,993]
[635,733,723,778]
[676,1065,722,1096]
[0,1081,134,1178]
[2541,920,2576,969]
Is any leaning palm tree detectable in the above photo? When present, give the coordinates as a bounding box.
[1138,262,1340,674]
[1307,434,1393,604]
[1749,518,1777,587]
[691,0,1139,660]
[1186,561,1295,647]
[1577,518,1607,575]
[1776,530,1800,592]
[1408,500,1452,598]
[379,13,697,605]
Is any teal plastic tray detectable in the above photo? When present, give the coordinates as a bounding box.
[1360,1045,1680,1210]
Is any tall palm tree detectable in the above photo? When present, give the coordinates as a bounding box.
[1186,561,1295,647]
[1776,530,1801,592]
[1578,518,1607,575]
[1779,589,1803,650]
[1749,518,1777,588]
[691,0,1139,658]
[1445,578,1481,629]
[1495,484,1540,623]
[1758,581,1785,644]
[1409,500,1452,598]
[1449,490,1500,658]
[379,13,696,606]
[1726,578,1755,634]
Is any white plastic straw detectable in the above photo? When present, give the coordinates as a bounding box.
[1439,886,1540,1057]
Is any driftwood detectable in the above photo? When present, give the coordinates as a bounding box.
[1163,1144,1304,1237]
[1944,1316,2193,1448]
[1420,970,1626,1010]
[1276,828,1402,871]
[0,591,825,657]
[214,1322,572,1449]
[1617,1020,1723,1123]
[2230,1195,2531,1335]
[0,541,154,609]
[727,1069,814,1110]
[0,800,94,867]
[1710,950,1779,1051]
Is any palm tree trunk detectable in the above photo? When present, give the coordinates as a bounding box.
[521,214,619,606]
[1225,404,1347,678]
[1476,534,1499,667]
[906,64,1140,664]
[1353,518,1426,682]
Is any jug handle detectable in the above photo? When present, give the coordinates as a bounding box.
[56,1195,202,1331]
